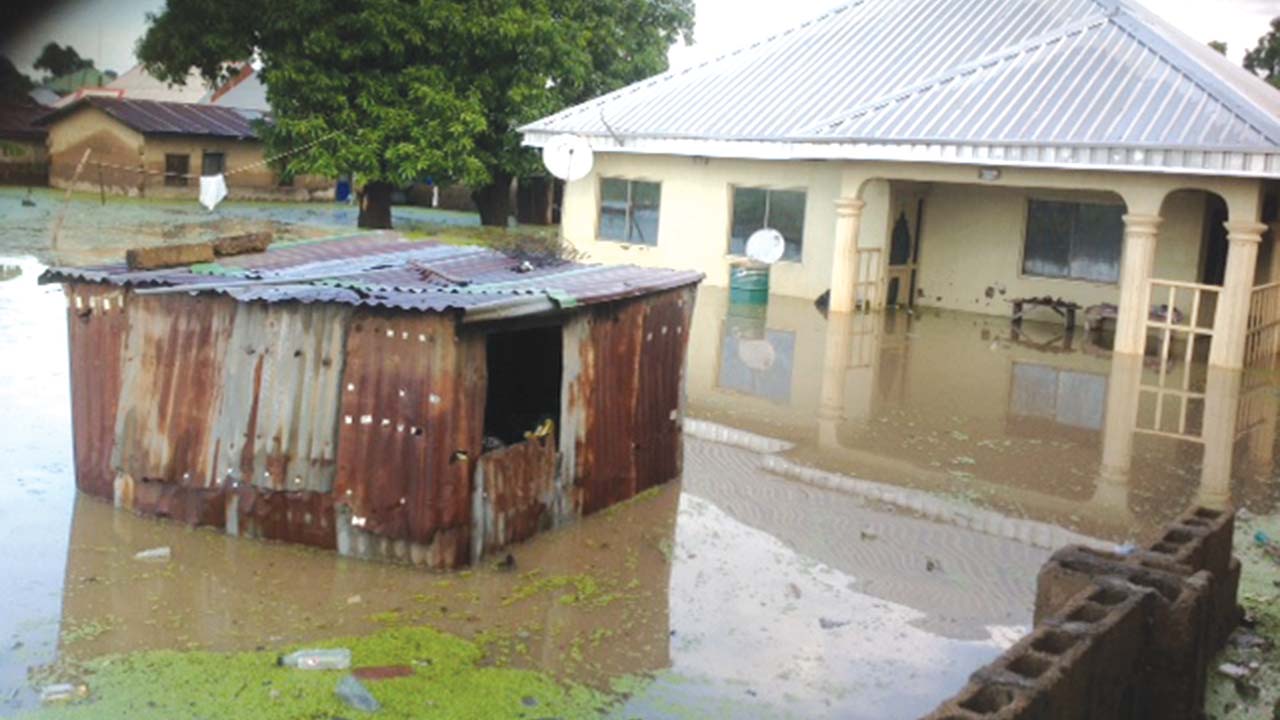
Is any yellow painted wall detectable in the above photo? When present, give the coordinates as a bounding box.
[561,153,851,298]
[562,152,1222,319]
[915,185,1207,318]
[45,106,330,200]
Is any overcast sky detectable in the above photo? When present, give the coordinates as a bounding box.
[1,0,1276,79]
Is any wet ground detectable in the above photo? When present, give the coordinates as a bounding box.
[1,186,1277,718]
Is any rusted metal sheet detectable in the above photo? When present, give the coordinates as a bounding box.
[111,292,235,489]
[471,434,558,562]
[208,302,350,493]
[333,310,484,568]
[575,301,644,515]
[633,288,696,492]
[228,486,336,549]
[117,477,226,528]
[63,283,129,499]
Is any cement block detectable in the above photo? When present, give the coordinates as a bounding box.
[125,242,216,270]
[212,232,273,257]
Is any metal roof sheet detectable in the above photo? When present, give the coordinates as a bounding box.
[0,102,49,141]
[521,0,1280,175]
[42,231,704,321]
[37,96,265,139]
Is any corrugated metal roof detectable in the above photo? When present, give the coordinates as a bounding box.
[0,101,49,141]
[43,231,704,321]
[36,96,265,139]
[521,0,1280,176]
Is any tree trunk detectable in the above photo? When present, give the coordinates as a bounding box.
[473,171,514,227]
[357,181,393,229]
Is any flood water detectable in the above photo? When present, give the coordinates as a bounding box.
[1,187,1276,718]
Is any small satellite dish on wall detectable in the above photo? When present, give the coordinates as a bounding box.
[745,228,786,265]
[542,135,594,182]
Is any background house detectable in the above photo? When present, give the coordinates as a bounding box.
[521,0,1280,371]
[0,101,49,185]
[38,95,331,201]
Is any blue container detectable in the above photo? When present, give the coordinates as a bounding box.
[729,261,770,305]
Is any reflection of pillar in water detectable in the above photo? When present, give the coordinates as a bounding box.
[1098,354,1142,488]
[1198,367,1243,510]
[817,312,873,447]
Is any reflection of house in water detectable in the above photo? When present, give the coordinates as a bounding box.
[686,287,1279,543]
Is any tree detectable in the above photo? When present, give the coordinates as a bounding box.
[33,42,94,79]
[0,56,33,101]
[1244,17,1280,88]
[1208,41,1227,56]
[137,0,692,228]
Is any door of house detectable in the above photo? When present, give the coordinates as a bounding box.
[885,198,924,307]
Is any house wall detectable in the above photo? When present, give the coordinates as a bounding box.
[914,185,1207,317]
[142,136,332,201]
[44,105,332,200]
[561,153,1222,318]
[47,106,147,195]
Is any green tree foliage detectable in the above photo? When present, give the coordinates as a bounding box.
[33,42,94,79]
[137,0,693,228]
[0,56,34,101]
[1244,17,1280,88]
[1208,41,1227,56]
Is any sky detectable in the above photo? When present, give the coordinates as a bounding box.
[0,0,1276,79]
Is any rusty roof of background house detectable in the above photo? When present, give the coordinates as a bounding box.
[35,96,266,139]
[0,102,50,141]
[43,231,704,322]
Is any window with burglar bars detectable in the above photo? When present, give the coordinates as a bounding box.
[164,154,189,187]
[730,186,806,261]
[599,177,661,246]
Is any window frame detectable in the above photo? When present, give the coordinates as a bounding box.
[201,150,227,177]
[596,176,662,246]
[1019,197,1125,286]
[726,184,808,263]
[164,153,190,187]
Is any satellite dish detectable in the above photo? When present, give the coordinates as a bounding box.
[542,135,594,182]
[737,338,777,371]
[745,228,786,265]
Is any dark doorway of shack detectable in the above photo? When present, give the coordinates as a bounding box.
[483,325,562,447]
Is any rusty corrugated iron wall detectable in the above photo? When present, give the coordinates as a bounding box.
[471,433,558,563]
[332,310,484,568]
[63,285,129,499]
[208,302,351,493]
[59,279,697,569]
[111,292,234,490]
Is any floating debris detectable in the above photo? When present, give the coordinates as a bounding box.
[818,618,850,630]
[132,547,171,562]
[40,683,88,704]
[278,648,352,670]
[335,674,380,712]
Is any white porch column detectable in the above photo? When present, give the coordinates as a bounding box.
[829,198,865,313]
[1197,366,1242,509]
[1209,222,1269,369]
[1113,214,1162,356]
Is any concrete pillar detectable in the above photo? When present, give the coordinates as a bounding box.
[1209,222,1268,369]
[1197,367,1243,509]
[1113,214,1162,356]
[828,198,866,313]
[1098,354,1142,486]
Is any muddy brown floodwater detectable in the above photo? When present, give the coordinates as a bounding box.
[2,187,1277,719]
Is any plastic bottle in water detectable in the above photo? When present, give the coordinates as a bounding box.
[278,648,352,670]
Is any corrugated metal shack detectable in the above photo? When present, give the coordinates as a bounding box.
[44,232,702,568]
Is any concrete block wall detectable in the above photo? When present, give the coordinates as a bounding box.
[923,506,1239,720]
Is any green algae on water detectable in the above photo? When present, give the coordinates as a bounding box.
[22,626,643,720]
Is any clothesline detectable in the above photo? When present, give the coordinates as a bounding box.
[73,129,344,181]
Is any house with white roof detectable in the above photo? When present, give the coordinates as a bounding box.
[521,0,1280,370]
